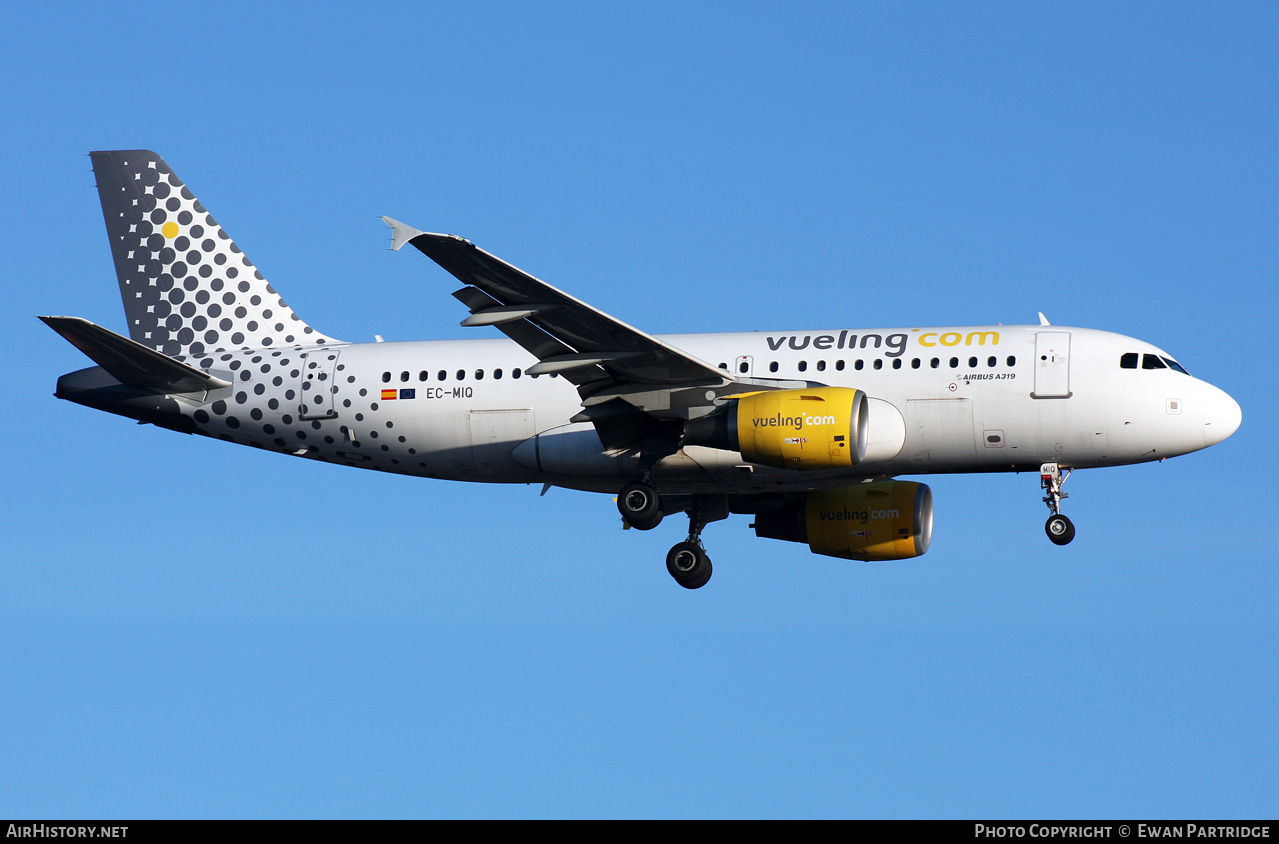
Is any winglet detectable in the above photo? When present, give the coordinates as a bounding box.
[1038,312,1051,326]
[381,216,424,252]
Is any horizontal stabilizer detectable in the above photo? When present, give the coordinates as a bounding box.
[40,316,232,393]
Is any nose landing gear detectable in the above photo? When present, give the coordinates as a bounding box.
[1040,462,1075,545]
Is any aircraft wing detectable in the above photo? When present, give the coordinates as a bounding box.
[383,218,766,422]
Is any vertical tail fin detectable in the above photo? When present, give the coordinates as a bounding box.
[90,150,337,358]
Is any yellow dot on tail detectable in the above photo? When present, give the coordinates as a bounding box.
[161,221,179,238]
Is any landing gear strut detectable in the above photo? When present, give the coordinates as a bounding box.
[1040,462,1075,545]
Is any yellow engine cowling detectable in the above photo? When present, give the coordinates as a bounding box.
[753,481,933,561]
[700,386,869,470]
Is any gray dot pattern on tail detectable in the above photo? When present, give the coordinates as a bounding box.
[92,150,337,359]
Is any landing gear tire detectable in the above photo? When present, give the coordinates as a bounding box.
[666,541,713,589]
[618,482,661,530]
[626,512,663,531]
[1045,514,1075,546]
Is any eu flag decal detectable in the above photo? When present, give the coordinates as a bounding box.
[400,388,416,400]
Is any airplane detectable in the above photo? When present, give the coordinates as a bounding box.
[42,150,1243,589]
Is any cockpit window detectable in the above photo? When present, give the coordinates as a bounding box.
[1162,357,1190,375]
[1142,354,1167,370]
[1120,353,1138,369]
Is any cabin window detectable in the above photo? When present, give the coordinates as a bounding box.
[475,369,484,380]
[381,372,391,383]
[816,360,826,372]
[494,369,503,380]
[1120,353,1138,369]
[418,370,428,381]
[769,361,779,373]
[950,357,959,368]
[739,361,749,373]
[968,357,978,368]
[1142,354,1167,370]
[873,359,883,370]
[437,370,446,381]
[892,358,902,370]
[987,356,996,367]
[798,361,808,372]
[835,360,845,371]
[513,368,522,379]
[930,358,940,369]
[718,362,728,371]
[911,358,921,369]
[401,371,410,382]
[456,369,466,380]
[854,360,864,371]
[1007,356,1016,367]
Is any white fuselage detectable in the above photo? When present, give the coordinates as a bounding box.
[181,324,1240,495]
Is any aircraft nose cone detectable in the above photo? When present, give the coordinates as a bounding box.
[1203,385,1242,447]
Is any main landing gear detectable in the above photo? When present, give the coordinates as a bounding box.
[666,541,711,589]
[617,481,662,531]
[617,482,727,589]
[1040,462,1075,545]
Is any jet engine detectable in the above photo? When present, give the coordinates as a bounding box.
[684,387,869,470]
[752,481,933,561]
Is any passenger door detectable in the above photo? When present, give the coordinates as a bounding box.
[1032,332,1071,398]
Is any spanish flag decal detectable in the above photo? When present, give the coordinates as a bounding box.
[381,389,397,400]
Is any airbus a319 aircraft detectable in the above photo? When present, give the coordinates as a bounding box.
[44,151,1242,588]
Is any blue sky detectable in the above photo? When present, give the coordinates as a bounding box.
[2,1,1275,818]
